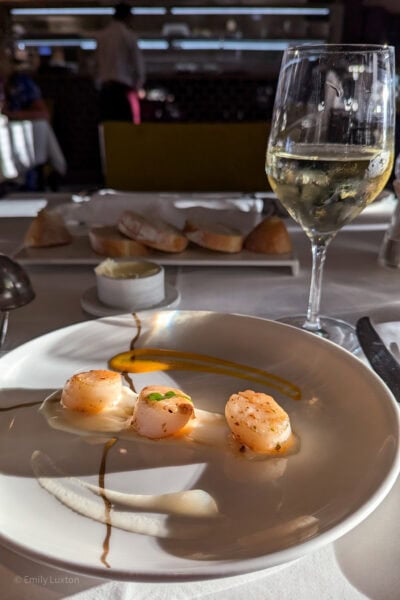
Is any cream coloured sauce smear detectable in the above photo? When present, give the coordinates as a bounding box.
[31,450,218,541]
[37,389,230,541]
[40,388,230,448]
[40,390,297,458]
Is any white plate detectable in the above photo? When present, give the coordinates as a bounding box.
[80,283,180,317]
[0,311,398,581]
[14,236,299,275]
[13,192,298,274]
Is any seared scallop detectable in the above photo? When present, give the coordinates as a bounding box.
[225,390,292,454]
[61,370,123,414]
[132,385,194,439]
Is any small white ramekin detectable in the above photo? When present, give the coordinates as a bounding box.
[95,259,165,310]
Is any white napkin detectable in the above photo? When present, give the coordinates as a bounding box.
[0,199,47,217]
[54,191,264,235]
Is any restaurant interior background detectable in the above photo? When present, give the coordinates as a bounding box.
[1,0,400,190]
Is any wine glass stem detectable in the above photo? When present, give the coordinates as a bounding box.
[303,237,332,333]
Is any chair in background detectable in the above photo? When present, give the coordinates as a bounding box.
[99,121,271,192]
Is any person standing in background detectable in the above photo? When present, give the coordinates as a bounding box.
[3,52,49,122]
[95,2,145,123]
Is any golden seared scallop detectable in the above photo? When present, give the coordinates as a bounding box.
[225,390,292,454]
[61,370,123,414]
[132,385,194,439]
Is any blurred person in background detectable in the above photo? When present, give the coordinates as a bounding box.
[94,2,145,123]
[3,49,49,122]
[2,49,66,191]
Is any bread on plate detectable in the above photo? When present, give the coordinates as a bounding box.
[24,209,72,248]
[183,219,244,253]
[89,225,149,257]
[244,216,292,254]
[118,210,188,253]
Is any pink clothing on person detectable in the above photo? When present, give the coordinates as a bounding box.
[127,90,141,124]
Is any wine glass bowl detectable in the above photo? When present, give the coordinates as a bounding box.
[266,44,395,351]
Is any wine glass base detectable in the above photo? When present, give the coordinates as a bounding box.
[276,315,360,353]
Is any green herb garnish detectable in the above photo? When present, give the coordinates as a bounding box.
[146,390,192,402]
[147,392,165,401]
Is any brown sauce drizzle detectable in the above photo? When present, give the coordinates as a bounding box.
[130,313,142,350]
[121,372,136,393]
[99,437,118,568]
[0,400,43,412]
[121,313,142,394]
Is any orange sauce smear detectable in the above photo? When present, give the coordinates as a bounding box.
[109,348,301,401]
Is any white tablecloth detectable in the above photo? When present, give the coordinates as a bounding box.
[0,195,400,599]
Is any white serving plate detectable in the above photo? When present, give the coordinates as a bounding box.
[13,192,299,274]
[14,234,299,274]
[0,311,398,581]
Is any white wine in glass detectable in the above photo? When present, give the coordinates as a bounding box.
[266,45,395,352]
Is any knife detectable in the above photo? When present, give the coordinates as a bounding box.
[356,316,400,402]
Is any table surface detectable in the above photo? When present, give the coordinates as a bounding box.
[1,192,400,599]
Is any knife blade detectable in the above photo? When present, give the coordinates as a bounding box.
[356,316,400,402]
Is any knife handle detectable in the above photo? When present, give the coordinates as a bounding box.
[356,317,400,402]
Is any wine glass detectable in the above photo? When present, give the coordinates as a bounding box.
[266,44,395,352]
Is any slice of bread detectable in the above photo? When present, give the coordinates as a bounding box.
[183,220,244,253]
[118,210,188,253]
[244,216,292,254]
[89,225,149,257]
[24,209,72,248]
